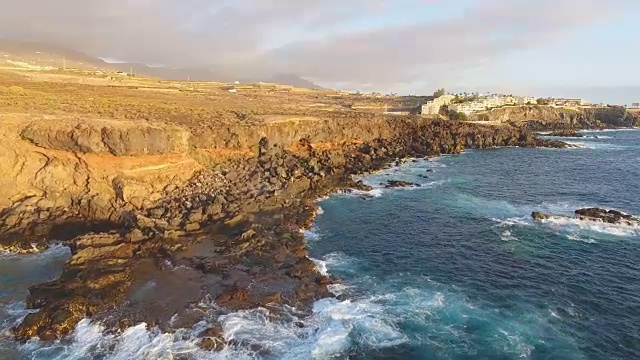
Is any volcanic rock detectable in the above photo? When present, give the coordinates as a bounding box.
[384,180,421,188]
[575,208,638,225]
[548,129,583,137]
[531,212,552,221]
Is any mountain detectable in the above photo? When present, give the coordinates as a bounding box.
[268,74,324,90]
[0,39,109,69]
[0,39,324,89]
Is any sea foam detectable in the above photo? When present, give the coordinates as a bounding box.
[542,217,639,237]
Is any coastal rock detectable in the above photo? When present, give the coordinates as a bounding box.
[5,118,580,342]
[532,208,638,227]
[384,180,421,188]
[548,129,583,137]
[532,212,552,221]
[575,208,638,225]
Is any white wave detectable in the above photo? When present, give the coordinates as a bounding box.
[321,252,352,269]
[565,233,597,244]
[492,216,533,228]
[498,329,533,359]
[581,128,639,133]
[423,179,449,188]
[449,194,525,219]
[0,243,70,260]
[469,197,591,222]
[302,228,321,242]
[429,162,447,168]
[460,196,581,221]
[315,206,324,215]
[13,275,558,360]
[19,318,254,360]
[564,141,586,148]
[542,217,639,237]
[327,284,350,296]
[346,188,384,198]
[563,141,627,150]
[375,180,449,193]
[311,258,329,276]
[313,195,330,203]
[220,297,408,360]
[369,285,552,358]
[500,230,518,242]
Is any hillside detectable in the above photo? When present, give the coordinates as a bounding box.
[0,39,324,89]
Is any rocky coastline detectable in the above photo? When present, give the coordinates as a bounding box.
[547,129,584,137]
[0,118,587,348]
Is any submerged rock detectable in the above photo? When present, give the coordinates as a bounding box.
[532,212,551,221]
[384,180,421,188]
[548,129,584,137]
[198,325,226,351]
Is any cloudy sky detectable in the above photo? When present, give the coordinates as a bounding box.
[1,0,639,103]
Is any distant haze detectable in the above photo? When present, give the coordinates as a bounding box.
[0,0,639,103]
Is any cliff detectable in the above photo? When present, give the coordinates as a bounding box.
[470,106,640,130]
[1,110,569,342]
[0,113,561,249]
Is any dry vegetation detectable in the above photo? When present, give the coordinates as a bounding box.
[0,69,410,128]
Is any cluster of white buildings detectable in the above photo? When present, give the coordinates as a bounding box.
[421,94,537,115]
[421,93,586,116]
[420,94,456,115]
[451,96,533,115]
[547,98,585,107]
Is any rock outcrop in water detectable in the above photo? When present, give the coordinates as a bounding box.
[384,180,421,188]
[0,115,573,344]
[547,129,583,137]
[574,208,639,226]
[532,208,639,227]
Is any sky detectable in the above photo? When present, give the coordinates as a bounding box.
[1,0,639,104]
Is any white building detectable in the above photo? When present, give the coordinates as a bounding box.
[550,98,584,107]
[449,101,487,115]
[421,94,455,115]
[518,97,537,105]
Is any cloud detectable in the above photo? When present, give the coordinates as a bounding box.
[0,0,629,88]
[268,0,623,85]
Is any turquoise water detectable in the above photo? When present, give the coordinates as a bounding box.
[308,130,640,359]
[1,130,639,359]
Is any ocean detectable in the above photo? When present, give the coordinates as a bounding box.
[1,129,639,359]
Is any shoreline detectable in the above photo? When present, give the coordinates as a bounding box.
[0,119,624,349]
[5,131,639,358]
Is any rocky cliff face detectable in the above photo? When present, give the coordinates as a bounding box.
[20,119,191,156]
[471,106,639,130]
[0,112,572,345]
[0,114,568,252]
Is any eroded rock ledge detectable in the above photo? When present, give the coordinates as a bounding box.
[1,119,567,345]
